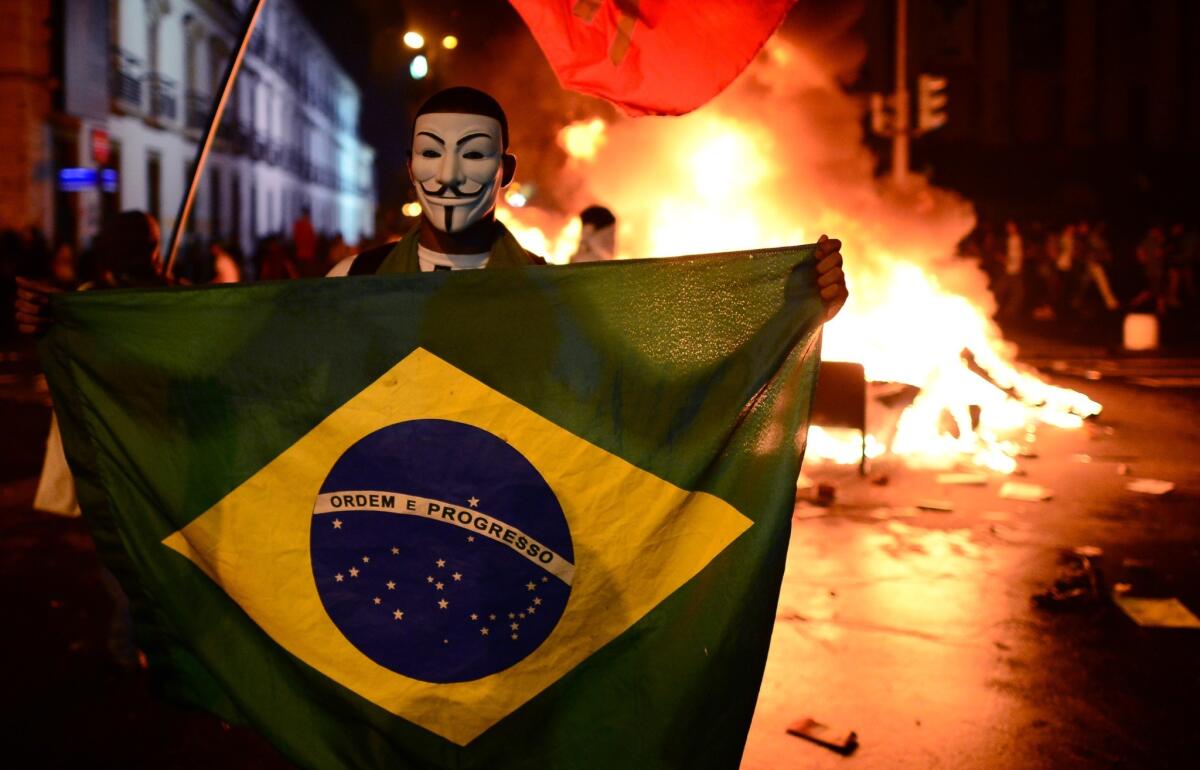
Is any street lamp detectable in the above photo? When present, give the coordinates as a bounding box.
[442,35,458,50]
[403,31,425,49]
[409,54,429,80]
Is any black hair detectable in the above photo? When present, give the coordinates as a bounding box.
[95,211,162,285]
[415,86,510,151]
[580,205,616,229]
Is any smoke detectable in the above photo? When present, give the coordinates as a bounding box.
[456,3,1100,467]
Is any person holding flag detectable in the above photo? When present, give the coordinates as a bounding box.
[326,86,848,322]
[16,0,852,759]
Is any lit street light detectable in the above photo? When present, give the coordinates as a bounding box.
[403,30,425,49]
[442,35,458,50]
[409,54,429,79]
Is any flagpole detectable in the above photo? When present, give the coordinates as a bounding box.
[164,0,268,276]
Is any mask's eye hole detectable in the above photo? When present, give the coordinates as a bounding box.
[420,149,441,158]
[463,151,485,160]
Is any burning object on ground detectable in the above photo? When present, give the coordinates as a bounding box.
[1033,547,1105,611]
[494,37,1100,474]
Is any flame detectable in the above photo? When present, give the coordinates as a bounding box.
[557,117,608,161]
[499,38,1099,471]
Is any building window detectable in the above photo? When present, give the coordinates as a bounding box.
[211,166,223,240]
[147,150,162,225]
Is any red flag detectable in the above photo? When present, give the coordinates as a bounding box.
[510,0,797,116]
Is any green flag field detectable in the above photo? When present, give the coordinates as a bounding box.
[40,246,823,769]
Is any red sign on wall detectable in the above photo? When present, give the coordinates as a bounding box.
[91,129,110,166]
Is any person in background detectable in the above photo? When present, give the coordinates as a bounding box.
[1166,222,1197,309]
[1055,222,1077,315]
[1026,222,1056,321]
[327,232,353,269]
[292,206,317,274]
[1074,220,1120,313]
[257,235,298,281]
[1130,224,1167,315]
[14,210,170,670]
[570,205,617,263]
[995,220,1024,319]
[210,242,242,284]
[49,241,76,287]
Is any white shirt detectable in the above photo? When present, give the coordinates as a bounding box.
[416,245,489,272]
[326,245,490,276]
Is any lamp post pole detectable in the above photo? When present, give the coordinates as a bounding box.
[892,0,909,185]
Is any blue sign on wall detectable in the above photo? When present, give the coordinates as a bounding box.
[58,168,98,192]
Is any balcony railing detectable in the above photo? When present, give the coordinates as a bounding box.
[148,73,178,122]
[186,93,210,131]
[111,48,143,114]
[217,120,251,153]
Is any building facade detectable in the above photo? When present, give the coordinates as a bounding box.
[0,0,54,238]
[36,0,374,263]
[112,0,375,257]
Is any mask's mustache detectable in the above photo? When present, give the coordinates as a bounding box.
[420,181,482,199]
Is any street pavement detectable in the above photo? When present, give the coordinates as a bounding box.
[3,339,1199,768]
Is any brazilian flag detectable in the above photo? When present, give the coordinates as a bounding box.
[41,245,824,769]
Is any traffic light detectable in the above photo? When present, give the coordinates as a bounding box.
[916,74,948,133]
[869,93,895,136]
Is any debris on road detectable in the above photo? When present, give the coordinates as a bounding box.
[868,506,917,520]
[793,504,829,521]
[786,716,858,756]
[1125,478,1175,495]
[1032,547,1104,610]
[1113,596,1200,629]
[937,472,988,486]
[999,481,1052,502]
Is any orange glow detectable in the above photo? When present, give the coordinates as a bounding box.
[557,118,607,162]
[501,39,1099,470]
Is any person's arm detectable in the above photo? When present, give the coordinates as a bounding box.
[14,276,61,335]
[326,256,355,277]
[814,234,848,321]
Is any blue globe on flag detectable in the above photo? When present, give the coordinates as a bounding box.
[310,419,574,683]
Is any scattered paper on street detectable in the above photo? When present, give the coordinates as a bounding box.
[1113,596,1200,629]
[937,473,989,486]
[1126,479,1175,495]
[999,481,1052,502]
